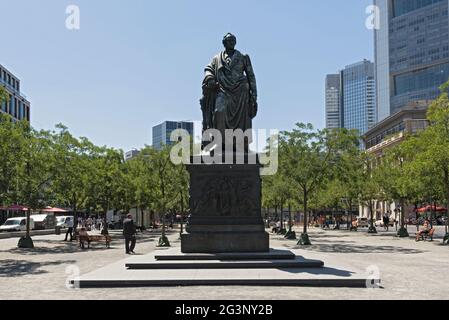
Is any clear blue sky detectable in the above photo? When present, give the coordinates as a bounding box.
[1,0,373,152]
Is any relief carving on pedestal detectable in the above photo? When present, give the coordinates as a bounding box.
[191,175,259,217]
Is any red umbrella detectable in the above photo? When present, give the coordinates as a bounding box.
[416,205,447,213]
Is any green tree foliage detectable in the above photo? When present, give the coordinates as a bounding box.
[0,116,189,248]
[399,81,449,236]
[0,86,9,105]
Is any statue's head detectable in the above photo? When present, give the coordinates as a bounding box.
[222,33,237,50]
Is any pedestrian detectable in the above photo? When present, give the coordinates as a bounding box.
[86,216,93,231]
[123,214,137,254]
[64,217,74,242]
[383,213,390,231]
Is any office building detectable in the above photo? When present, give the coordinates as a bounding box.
[0,64,30,121]
[325,74,342,129]
[152,121,194,150]
[374,0,449,121]
[341,60,377,136]
[125,149,140,161]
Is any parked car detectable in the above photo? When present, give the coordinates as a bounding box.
[356,218,369,228]
[56,216,74,229]
[30,214,56,230]
[375,219,394,227]
[0,217,35,232]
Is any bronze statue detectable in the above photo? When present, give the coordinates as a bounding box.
[201,33,258,140]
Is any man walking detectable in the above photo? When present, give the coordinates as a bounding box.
[383,213,390,231]
[64,217,74,242]
[123,214,137,254]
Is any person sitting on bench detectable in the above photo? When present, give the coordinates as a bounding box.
[78,227,90,249]
[351,219,358,231]
[416,220,435,241]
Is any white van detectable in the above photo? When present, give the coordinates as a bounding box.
[31,214,56,230]
[56,216,74,229]
[0,217,35,232]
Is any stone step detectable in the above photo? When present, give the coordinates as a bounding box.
[154,248,296,261]
[125,258,324,270]
[73,278,369,288]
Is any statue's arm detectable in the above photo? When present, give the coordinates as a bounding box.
[203,57,217,88]
[244,54,257,100]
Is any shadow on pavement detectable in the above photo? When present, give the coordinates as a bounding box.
[0,259,76,277]
[292,243,424,254]
[281,266,354,277]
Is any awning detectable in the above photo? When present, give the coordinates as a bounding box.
[0,204,29,211]
[42,207,69,213]
[416,205,447,213]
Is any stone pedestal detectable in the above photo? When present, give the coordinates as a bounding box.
[181,156,269,253]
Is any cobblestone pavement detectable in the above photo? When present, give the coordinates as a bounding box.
[0,227,448,300]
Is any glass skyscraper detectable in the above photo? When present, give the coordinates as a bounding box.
[374,0,449,121]
[0,64,30,122]
[152,121,194,150]
[341,60,377,137]
[325,74,342,129]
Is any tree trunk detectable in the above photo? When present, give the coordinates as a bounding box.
[303,189,308,235]
[415,203,420,232]
[348,199,353,230]
[280,201,285,232]
[180,192,184,236]
[368,200,377,233]
[141,207,144,229]
[446,186,449,235]
[288,203,292,233]
[72,194,78,231]
[26,208,31,237]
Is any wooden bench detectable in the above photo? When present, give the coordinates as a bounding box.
[78,234,112,249]
[417,228,436,242]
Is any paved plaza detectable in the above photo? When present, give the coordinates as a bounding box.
[0,226,448,300]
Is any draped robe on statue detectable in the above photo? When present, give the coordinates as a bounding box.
[201,50,258,144]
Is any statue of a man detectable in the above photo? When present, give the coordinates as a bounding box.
[201,33,258,142]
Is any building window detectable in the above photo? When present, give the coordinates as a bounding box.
[394,62,449,96]
[393,0,446,18]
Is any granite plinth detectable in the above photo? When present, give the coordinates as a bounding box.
[182,155,269,253]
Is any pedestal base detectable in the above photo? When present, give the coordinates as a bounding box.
[181,231,269,253]
[182,155,269,253]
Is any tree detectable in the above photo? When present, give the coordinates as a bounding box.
[399,81,449,240]
[127,150,158,229]
[0,86,9,106]
[86,146,125,225]
[17,128,56,248]
[358,152,382,234]
[279,124,343,245]
[138,146,177,247]
[51,125,92,232]
[0,113,27,207]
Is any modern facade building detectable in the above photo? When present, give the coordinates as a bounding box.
[325,74,342,129]
[325,60,377,137]
[125,149,140,161]
[152,121,194,150]
[0,64,30,121]
[374,0,449,122]
[341,60,377,137]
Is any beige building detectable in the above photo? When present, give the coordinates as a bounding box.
[360,101,430,220]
